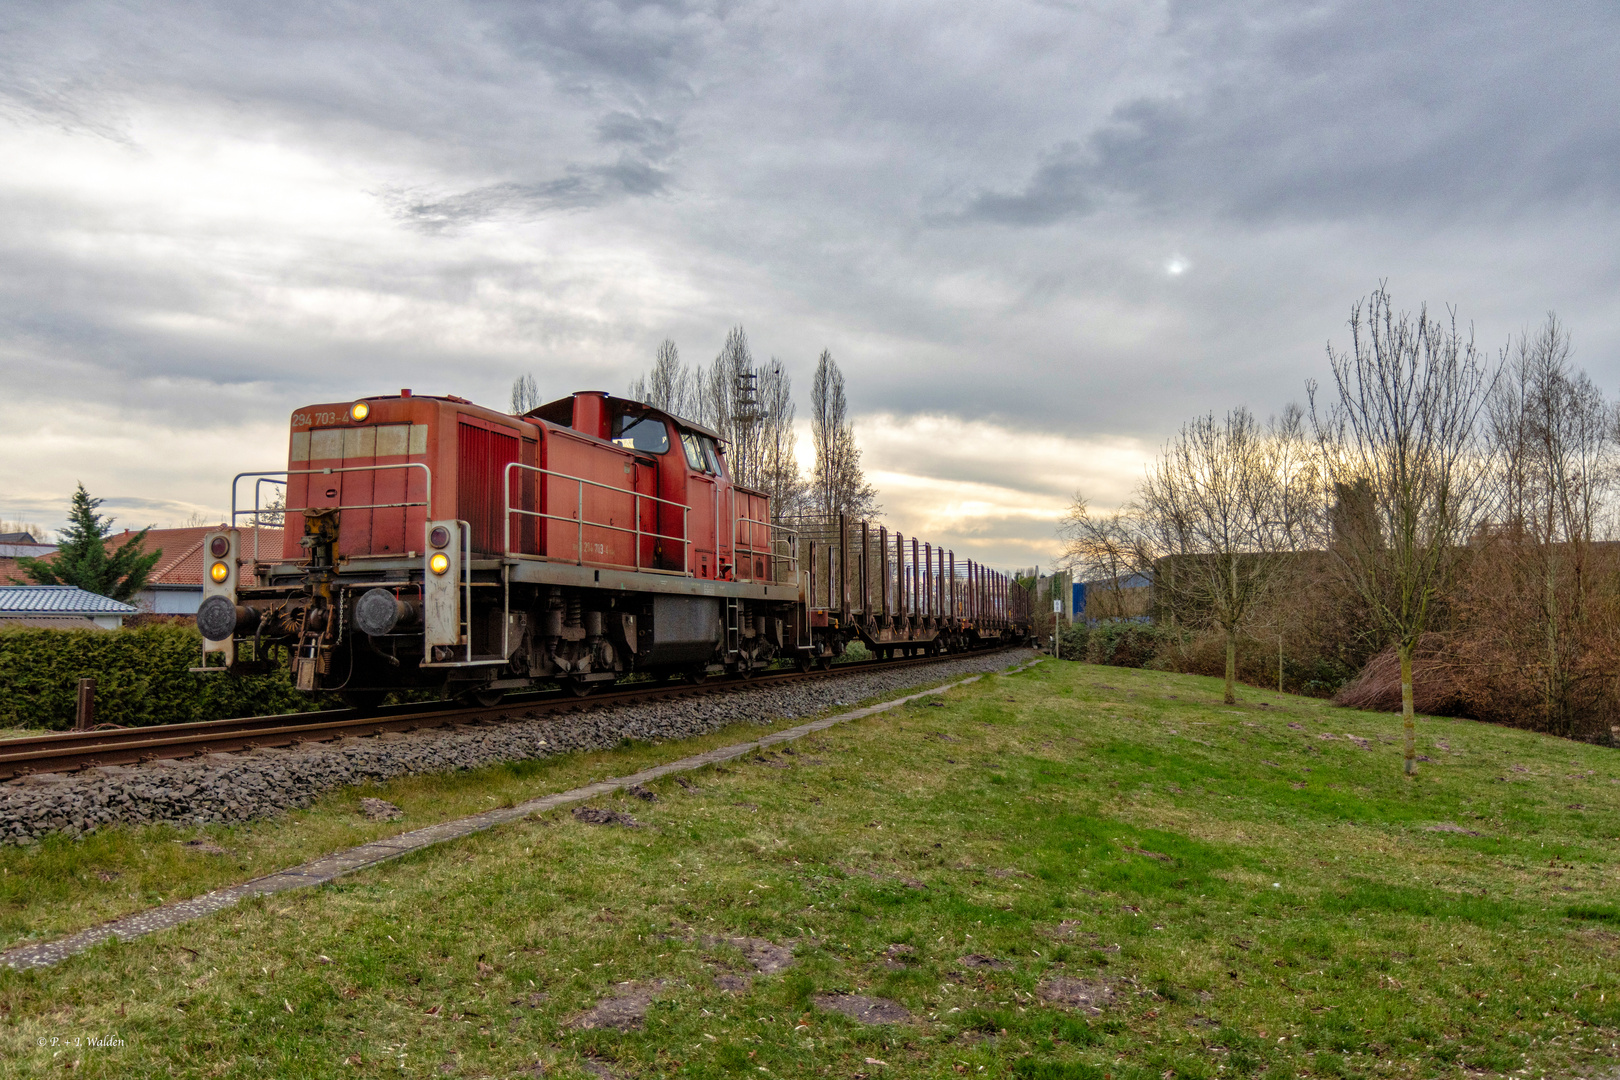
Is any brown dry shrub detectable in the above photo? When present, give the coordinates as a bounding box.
[1331,634,1470,716]
[1443,539,1620,741]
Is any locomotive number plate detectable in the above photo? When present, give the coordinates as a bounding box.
[292,411,343,428]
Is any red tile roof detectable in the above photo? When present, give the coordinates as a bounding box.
[106,527,287,587]
[2,528,286,588]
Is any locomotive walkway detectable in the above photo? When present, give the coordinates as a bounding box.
[0,655,1043,972]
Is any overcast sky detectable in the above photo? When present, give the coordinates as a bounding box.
[3,0,1617,569]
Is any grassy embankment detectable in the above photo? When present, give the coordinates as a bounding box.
[2,660,1618,1079]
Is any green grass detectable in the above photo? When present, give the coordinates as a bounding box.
[2,660,1619,1078]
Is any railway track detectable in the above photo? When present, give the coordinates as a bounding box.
[0,647,1018,781]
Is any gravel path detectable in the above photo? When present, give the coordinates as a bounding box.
[0,650,1037,845]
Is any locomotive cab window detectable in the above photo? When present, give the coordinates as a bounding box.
[701,436,726,478]
[680,431,708,471]
[612,414,669,454]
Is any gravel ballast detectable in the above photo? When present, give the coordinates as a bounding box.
[0,650,1035,844]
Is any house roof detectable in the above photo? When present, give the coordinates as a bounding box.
[0,532,45,545]
[106,526,287,587]
[0,542,57,558]
[0,585,137,614]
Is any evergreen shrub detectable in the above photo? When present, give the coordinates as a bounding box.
[1084,621,1163,668]
[0,625,316,730]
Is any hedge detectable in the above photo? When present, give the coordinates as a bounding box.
[0,625,320,730]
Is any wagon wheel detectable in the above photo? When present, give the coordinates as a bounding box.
[472,688,506,708]
[795,654,814,673]
[567,679,596,698]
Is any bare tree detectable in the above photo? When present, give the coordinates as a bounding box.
[757,359,807,522]
[704,327,764,486]
[1472,313,1616,734]
[810,350,879,520]
[254,487,286,528]
[629,339,698,420]
[510,373,541,415]
[1309,284,1498,775]
[1059,495,1139,623]
[1135,406,1317,704]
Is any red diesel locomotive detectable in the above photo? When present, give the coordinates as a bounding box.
[196,389,1030,703]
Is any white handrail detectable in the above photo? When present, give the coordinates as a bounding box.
[731,515,799,584]
[502,461,692,575]
[230,463,434,567]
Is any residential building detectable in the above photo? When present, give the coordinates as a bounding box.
[0,585,136,630]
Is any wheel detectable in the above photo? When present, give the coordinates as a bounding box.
[685,667,709,685]
[473,689,506,708]
[795,654,814,673]
[817,655,833,670]
[567,679,596,698]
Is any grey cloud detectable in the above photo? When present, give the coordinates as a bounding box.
[963,141,1092,225]
[963,0,1620,227]
[597,111,677,152]
[393,156,672,231]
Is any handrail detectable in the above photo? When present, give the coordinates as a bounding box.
[731,515,799,585]
[502,461,692,575]
[230,463,433,567]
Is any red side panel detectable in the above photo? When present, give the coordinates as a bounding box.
[538,428,641,568]
[458,421,521,554]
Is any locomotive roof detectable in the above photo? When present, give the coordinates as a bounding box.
[525,394,726,445]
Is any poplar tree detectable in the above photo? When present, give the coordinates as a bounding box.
[810,350,879,520]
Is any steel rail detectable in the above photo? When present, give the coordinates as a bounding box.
[0,647,1020,781]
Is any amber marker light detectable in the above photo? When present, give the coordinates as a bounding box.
[428,552,451,576]
[209,561,230,584]
[350,400,371,422]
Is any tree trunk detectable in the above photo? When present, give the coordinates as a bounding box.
[1224,630,1237,705]
[1400,641,1416,775]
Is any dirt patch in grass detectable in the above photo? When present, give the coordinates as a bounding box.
[702,934,795,974]
[566,981,663,1031]
[812,992,913,1024]
[958,953,1011,970]
[571,806,644,828]
[1037,976,1118,1014]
